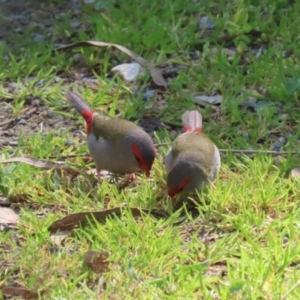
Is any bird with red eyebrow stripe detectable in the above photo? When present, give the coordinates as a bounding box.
[66,92,156,178]
[165,110,221,197]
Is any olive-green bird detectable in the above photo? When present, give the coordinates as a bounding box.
[66,92,156,177]
[165,110,221,197]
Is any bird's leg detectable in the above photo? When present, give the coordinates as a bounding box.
[96,168,102,183]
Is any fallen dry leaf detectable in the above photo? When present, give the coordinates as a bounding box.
[111,62,145,82]
[83,250,110,273]
[1,286,46,299]
[48,207,166,233]
[192,95,223,106]
[0,156,79,176]
[0,118,15,127]
[282,280,300,300]
[49,153,90,159]
[53,41,167,88]
[0,207,19,225]
[218,149,298,155]
[50,231,69,245]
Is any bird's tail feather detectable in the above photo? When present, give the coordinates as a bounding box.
[181,110,202,133]
[66,92,93,114]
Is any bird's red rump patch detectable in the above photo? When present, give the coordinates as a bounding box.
[168,177,189,197]
[81,110,93,133]
[183,126,202,133]
[132,143,150,177]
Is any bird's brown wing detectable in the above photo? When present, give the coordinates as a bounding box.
[171,132,215,171]
[91,115,140,150]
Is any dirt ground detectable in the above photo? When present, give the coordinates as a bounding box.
[0,1,168,150]
[0,1,85,148]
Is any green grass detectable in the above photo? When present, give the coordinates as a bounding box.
[2,0,300,298]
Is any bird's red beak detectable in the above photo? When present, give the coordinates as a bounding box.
[139,165,150,177]
[168,189,176,197]
[132,143,152,178]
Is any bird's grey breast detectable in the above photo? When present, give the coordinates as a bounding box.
[87,132,139,174]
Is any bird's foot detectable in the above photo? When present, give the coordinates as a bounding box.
[127,173,136,181]
[116,173,136,190]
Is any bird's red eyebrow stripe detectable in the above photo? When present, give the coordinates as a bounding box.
[132,143,140,157]
[132,143,150,176]
[168,177,189,197]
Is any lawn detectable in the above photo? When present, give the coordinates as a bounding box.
[1,0,300,299]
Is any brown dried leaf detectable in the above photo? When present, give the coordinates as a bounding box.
[0,207,19,225]
[83,250,110,274]
[1,286,46,299]
[48,207,166,233]
[0,118,14,127]
[50,231,69,245]
[192,94,223,106]
[49,153,90,159]
[54,41,167,88]
[0,156,79,176]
